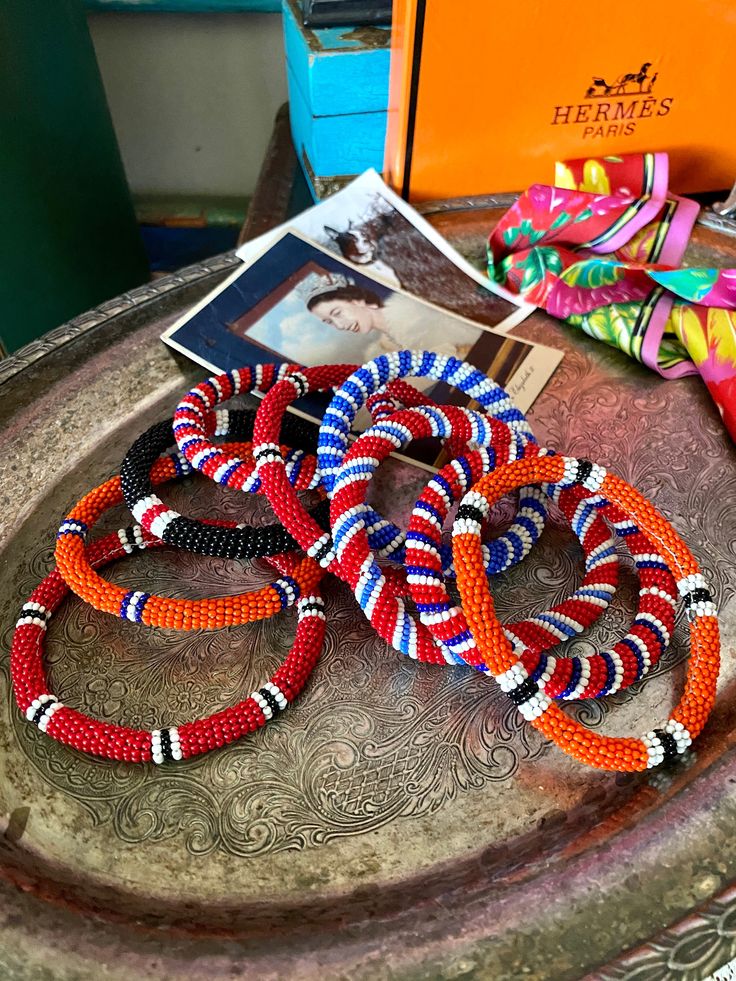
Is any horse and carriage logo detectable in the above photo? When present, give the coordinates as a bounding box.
[585,62,658,99]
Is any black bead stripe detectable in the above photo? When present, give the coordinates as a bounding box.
[576,460,594,483]
[259,688,282,715]
[683,587,713,606]
[507,676,539,707]
[299,600,325,614]
[31,701,54,726]
[313,538,334,563]
[254,446,280,463]
[123,526,139,548]
[456,503,485,524]
[118,413,328,561]
[653,729,679,764]
[288,373,309,397]
[159,729,174,762]
[20,605,50,623]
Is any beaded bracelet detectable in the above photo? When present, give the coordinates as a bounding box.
[452,455,719,771]
[54,448,324,630]
[316,350,542,574]
[252,365,518,580]
[12,530,325,764]
[406,452,677,697]
[251,360,536,580]
[173,362,444,563]
[173,362,328,493]
[121,413,329,559]
[327,408,618,667]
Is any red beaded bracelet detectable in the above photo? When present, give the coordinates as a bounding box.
[327,405,530,662]
[12,532,326,764]
[54,445,324,630]
[252,364,373,572]
[406,452,676,697]
[452,455,719,771]
[251,365,524,579]
[173,363,325,492]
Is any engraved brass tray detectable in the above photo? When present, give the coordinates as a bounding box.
[1,200,736,980]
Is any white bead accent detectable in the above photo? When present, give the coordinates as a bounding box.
[641,586,678,608]
[641,732,665,768]
[124,591,147,621]
[25,693,54,721]
[664,719,692,752]
[517,692,551,720]
[148,510,178,540]
[494,662,527,692]
[251,691,273,720]
[677,573,706,596]
[117,528,134,554]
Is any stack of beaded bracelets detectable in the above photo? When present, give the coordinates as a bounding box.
[9,349,719,774]
[13,372,447,762]
[170,350,718,771]
[451,456,718,771]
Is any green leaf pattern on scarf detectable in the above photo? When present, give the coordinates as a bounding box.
[560,258,625,289]
[519,247,564,292]
[566,303,643,361]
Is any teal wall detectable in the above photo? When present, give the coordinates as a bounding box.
[1,0,149,351]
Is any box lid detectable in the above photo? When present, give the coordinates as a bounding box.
[282,0,390,116]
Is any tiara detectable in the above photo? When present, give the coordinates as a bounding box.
[293,271,356,306]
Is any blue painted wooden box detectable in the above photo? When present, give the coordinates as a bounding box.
[281,0,390,198]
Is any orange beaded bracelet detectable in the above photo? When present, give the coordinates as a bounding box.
[54,443,323,631]
[452,454,720,772]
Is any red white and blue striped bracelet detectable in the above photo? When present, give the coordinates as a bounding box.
[406,451,677,696]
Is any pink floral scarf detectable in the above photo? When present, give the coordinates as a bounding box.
[488,152,736,442]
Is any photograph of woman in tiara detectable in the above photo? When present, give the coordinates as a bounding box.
[229,248,532,414]
[240,268,487,373]
[305,283,479,362]
[164,232,549,428]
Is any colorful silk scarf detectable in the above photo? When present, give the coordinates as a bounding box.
[488,152,736,442]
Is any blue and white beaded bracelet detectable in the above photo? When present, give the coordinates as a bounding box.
[318,350,542,577]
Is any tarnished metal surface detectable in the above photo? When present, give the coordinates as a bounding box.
[1,205,735,980]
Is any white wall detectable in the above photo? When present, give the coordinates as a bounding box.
[87,12,288,197]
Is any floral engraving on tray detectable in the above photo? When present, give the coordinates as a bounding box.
[3,552,552,855]
[1,476,700,859]
[597,883,736,980]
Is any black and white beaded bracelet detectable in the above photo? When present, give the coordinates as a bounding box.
[120,414,330,559]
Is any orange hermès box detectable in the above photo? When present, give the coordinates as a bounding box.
[385,0,733,200]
